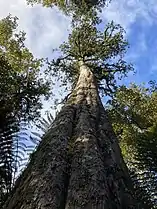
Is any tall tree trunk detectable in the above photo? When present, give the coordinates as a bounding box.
[3,61,138,209]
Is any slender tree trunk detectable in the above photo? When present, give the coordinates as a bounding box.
[3,61,139,209]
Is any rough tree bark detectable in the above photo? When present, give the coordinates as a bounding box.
[3,61,139,209]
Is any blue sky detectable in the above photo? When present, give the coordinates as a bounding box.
[125,20,157,84]
[101,0,157,85]
[0,0,157,114]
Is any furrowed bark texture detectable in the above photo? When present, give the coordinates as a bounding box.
[3,62,139,209]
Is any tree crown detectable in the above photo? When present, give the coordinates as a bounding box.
[47,14,133,95]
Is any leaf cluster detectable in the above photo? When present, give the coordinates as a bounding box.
[48,16,133,95]
[26,0,111,14]
[0,15,51,206]
[0,15,51,122]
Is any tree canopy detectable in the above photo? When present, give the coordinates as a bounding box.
[47,14,133,96]
[26,0,111,14]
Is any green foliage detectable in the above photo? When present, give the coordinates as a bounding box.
[47,15,133,95]
[26,0,111,14]
[108,83,157,207]
[0,15,51,206]
[36,112,54,133]
[0,15,51,121]
[130,170,155,209]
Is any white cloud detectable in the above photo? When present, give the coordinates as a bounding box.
[0,0,71,58]
[102,0,157,31]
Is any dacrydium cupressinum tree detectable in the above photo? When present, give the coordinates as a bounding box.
[3,13,140,209]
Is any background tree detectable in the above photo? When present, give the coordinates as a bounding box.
[3,11,141,209]
[108,83,157,207]
[0,15,51,207]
